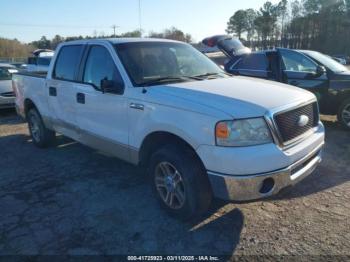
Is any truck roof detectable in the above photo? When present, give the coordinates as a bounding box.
[60,37,183,46]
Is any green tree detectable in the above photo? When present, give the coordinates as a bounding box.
[31,36,51,49]
[254,1,279,47]
[51,35,64,49]
[149,27,193,43]
[120,30,142,37]
[226,10,247,39]
[245,9,258,43]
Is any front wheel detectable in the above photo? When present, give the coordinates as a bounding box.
[150,144,212,220]
[338,98,350,130]
[27,108,55,148]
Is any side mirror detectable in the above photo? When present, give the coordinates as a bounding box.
[100,78,124,95]
[315,65,326,77]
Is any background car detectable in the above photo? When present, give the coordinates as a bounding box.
[0,63,17,109]
[333,54,350,65]
[202,35,350,130]
[331,56,347,65]
[23,49,54,73]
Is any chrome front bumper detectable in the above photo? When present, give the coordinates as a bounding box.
[207,143,323,201]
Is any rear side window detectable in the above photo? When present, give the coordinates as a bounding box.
[53,45,84,81]
[236,54,268,71]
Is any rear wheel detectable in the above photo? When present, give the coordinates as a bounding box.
[150,144,212,220]
[27,108,55,147]
[338,98,350,130]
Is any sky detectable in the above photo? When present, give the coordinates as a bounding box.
[0,0,279,43]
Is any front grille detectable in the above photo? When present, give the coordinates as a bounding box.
[274,102,319,143]
[0,91,15,97]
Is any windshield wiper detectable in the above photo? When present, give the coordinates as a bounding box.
[139,76,194,86]
[191,72,229,79]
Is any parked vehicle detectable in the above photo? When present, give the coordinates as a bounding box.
[23,49,54,73]
[0,63,17,109]
[331,56,347,65]
[333,54,350,64]
[11,62,26,69]
[203,35,350,130]
[13,38,324,219]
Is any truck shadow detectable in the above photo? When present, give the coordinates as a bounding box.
[0,133,243,255]
[0,108,24,125]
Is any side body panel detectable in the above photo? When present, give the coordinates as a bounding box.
[13,74,50,122]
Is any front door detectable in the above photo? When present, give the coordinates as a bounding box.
[277,48,328,106]
[74,44,130,162]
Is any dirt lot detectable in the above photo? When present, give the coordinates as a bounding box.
[0,109,349,258]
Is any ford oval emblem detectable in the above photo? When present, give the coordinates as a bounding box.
[297,115,309,127]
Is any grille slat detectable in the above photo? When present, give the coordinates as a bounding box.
[274,102,319,143]
[0,91,15,97]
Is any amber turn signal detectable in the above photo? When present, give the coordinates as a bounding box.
[216,122,230,139]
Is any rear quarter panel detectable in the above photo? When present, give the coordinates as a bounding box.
[13,74,48,119]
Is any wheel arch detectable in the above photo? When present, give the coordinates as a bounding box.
[24,98,38,119]
[138,131,205,169]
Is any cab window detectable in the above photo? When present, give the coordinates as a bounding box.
[53,45,84,81]
[235,54,268,71]
[83,45,123,89]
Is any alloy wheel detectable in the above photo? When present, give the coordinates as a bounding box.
[154,161,186,209]
[342,103,350,127]
[29,114,41,142]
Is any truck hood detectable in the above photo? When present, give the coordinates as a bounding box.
[152,77,315,118]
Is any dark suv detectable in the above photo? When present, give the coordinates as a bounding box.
[203,35,350,130]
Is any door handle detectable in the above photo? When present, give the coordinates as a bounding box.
[49,87,57,96]
[76,93,85,104]
[130,103,144,110]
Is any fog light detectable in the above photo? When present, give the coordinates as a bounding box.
[259,178,275,194]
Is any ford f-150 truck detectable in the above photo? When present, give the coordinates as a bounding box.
[13,38,325,220]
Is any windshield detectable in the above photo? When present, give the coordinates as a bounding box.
[115,42,225,86]
[303,50,348,73]
[0,67,17,81]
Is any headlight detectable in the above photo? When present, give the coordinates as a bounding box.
[215,118,272,147]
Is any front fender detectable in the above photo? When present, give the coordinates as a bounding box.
[129,102,220,151]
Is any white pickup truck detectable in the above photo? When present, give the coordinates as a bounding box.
[13,38,325,220]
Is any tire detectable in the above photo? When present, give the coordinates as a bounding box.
[149,144,212,220]
[27,108,55,148]
[337,98,350,131]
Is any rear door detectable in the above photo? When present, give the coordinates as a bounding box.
[228,53,271,79]
[47,44,85,140]
[277,48,328,101]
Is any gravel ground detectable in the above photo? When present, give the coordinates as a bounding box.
[0,109,349,259]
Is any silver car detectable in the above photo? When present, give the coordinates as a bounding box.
[0,63,17,109]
